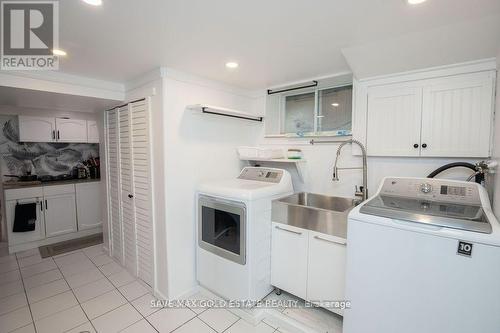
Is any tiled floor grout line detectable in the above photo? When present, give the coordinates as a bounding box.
[4,246,285,333]
[15,252,38,333]
[81,247,149,333]
[61,249,101,333]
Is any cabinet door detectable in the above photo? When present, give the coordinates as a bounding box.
[6,199,45,245]
[76,182,102,230]
[307,231,346,315]
[271,223,308,299]
[366,85,422,156]
[55,118,88,143]
[420,71,495,157]
[44,193,77,237]
[18,116,56,142]
[87,120,99,143]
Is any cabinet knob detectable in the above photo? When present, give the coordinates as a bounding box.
[422,143,428,148]
[413,144,419,148]
[128,194,134,198]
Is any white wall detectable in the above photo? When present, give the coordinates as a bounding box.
[258,138,479,199]
[491,53,500,216]
[162,72,261,298]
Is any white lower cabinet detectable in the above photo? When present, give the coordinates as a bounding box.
[5,182,101,252]
[271,222,347,315]
[307,231,347,315]
[76,182,102,230]
[43,185,77,237]
[271,223,309,299]
[5,187,46,246]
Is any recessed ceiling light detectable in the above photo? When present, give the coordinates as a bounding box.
[52,49,67,56]
[82,0,102,6]
[407,0,427,5]
[331,103,339,107]
[225,62,239,69]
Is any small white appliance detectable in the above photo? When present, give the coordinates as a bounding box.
[344,177,500,333]
[197,167,293,301]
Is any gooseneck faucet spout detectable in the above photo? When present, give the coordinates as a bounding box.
[332,139,368,201]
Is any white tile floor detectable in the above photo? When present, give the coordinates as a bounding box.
[0,244,285,333]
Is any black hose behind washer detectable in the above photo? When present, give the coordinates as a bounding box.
[427,162,483,184]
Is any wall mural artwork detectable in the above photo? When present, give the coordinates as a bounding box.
[0,116,99,179]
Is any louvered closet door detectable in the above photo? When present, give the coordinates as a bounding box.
[105,109,123,264]
[130,99,154,286]
[119,105,138,275]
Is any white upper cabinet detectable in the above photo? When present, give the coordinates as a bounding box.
[18,116,56,142]
[87,120,99,143]
[366,85,422,156]
[55,118,88,143]
[353,60,496,158]
[420,72,495,157]
[18,116,98,143]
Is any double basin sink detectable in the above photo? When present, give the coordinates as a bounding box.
[271,192,359,239]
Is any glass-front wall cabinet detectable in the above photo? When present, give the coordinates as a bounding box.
[265,74,353,137]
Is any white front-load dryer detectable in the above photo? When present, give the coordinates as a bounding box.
[196,167,293,301]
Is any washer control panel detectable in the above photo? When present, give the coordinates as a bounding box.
[238,167,283,183]
[379,177,480,204]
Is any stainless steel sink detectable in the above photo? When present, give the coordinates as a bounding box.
[272,192,358,239]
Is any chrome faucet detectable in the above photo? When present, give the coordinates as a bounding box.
[332,139,368,201]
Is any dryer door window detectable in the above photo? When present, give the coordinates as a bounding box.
[198,196,246,265]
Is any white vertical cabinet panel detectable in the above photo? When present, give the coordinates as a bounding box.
[420,72,495,157]
[44,193,78,238]
[18,116,56,142]
[55,118,88,142]
[366,85,422,156]
[106,109,124,264]
[76,182,102,230]
[119,105,138,275]
[306,231,346,316]
[130,100,154,286]
[87,120,100,143]
[271,223,309,300]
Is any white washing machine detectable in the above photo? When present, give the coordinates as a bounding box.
[344,177,500,333]
[196,167,293,301]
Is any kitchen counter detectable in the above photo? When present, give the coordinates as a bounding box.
[3,178,101,190]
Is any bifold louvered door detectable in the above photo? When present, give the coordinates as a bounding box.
[130,100,154,285]
[105,109,123,264]
[119,105,138,275]
[105,99,154,287]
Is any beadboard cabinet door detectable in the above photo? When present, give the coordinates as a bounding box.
[366,85,423,156]
[56,118,88,142]
[18,116,56,142]
[420,72,495,157]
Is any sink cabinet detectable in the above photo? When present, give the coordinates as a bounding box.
[271,223,309,299]
[271,222,347,315]
[307,230,346,315]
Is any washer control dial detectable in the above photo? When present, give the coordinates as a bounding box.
[420,183,433,194]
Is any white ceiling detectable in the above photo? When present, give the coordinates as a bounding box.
[0,86,120,113]
[54,0,500,89]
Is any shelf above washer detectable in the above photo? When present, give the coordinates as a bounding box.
[241,158,306,182]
